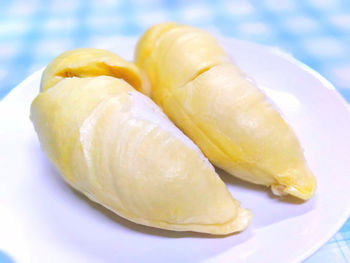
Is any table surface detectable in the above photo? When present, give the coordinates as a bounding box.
[0,0,349,262]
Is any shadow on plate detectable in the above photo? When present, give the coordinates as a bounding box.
[31,138,315,235]
[216,167,317,228]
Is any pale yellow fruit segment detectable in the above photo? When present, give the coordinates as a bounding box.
[136,24,230,104]
[135,22,178,71]
[135,23,316,200]
[41,48,142,92]
[31,77,133,184]
[31,49,252,234]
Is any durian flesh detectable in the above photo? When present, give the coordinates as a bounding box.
[135,23,316,200]
[30,48,252,235]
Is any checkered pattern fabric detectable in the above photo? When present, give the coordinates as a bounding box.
[0,0,349,261]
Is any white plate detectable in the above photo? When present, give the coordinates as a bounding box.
[1,37,350,263]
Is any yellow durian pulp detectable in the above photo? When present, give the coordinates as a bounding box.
[135,23,316,200]
[30,48,251,235]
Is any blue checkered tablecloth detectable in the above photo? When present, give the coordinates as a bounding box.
[0,0,349,262]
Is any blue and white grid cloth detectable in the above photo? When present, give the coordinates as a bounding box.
[0,0,349,262]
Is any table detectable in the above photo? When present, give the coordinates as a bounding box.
[0,0,349,262]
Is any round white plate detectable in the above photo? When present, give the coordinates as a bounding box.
[1,37,350,263]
